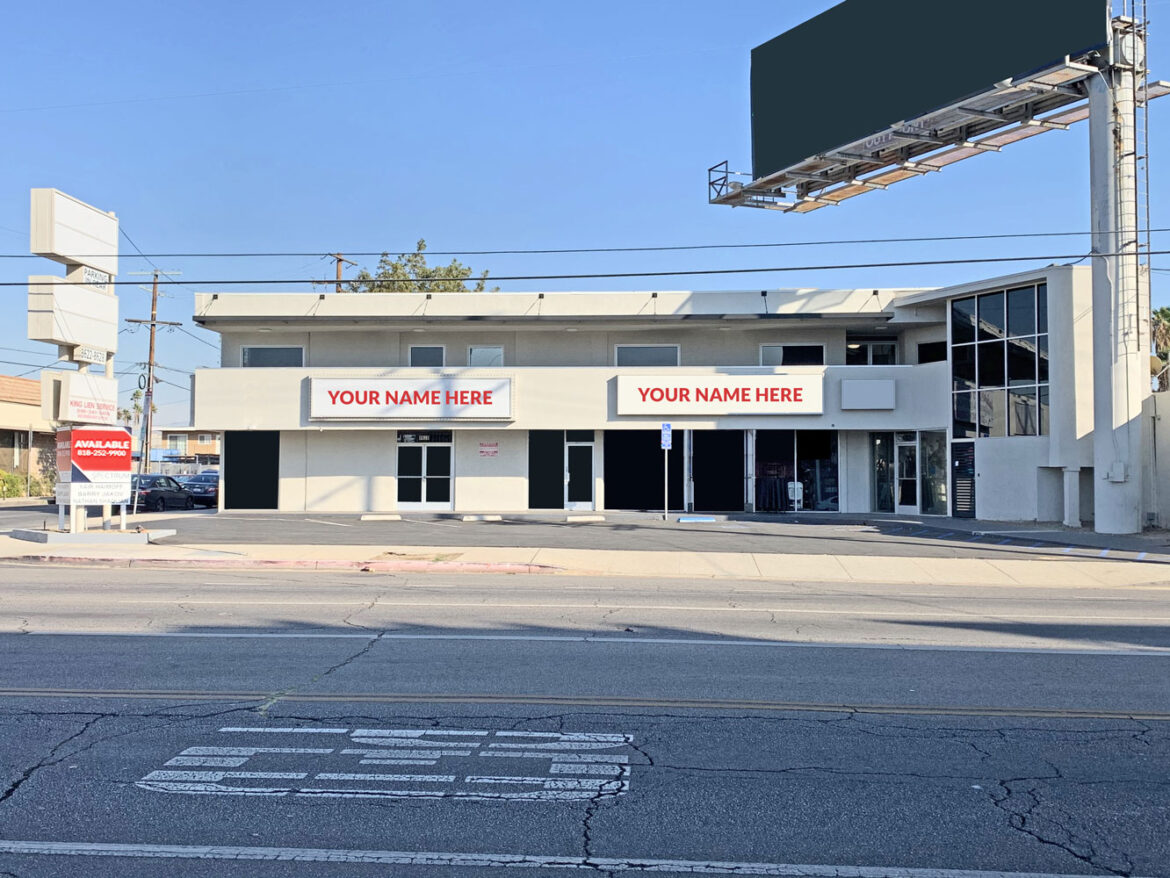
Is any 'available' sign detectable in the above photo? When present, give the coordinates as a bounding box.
[310,378,513,420]
[617,375,823,415]
[55,425,133,505]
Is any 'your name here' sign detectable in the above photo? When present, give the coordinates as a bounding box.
[617,375,823,415]
[310,378,512,420]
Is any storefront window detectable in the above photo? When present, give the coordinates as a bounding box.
[615,345,679,366]
[951,284,1048,437]
[760,344,824,366]
[241,346,303,367]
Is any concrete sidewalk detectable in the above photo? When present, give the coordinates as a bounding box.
[2,535,1169,587]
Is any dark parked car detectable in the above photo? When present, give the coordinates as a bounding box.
[180,472,220,507]
[132,474,194,511]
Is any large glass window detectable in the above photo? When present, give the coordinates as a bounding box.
[409,346,445,367]
[242,346,303,367]
[760,344,825,366]
[615,345,679,366]
[845,337,897,366]
[950,284,1048,437]
[469,345,504,367]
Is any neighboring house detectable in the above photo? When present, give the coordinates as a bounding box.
[130,426,222,475]
[0,375,56,494]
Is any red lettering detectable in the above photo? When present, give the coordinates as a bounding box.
[483,390,493,404]
[679,388,690,402]
[328,390,341,404]
[638,387,651,402]
[446,391,458,405]
[339,390,354,405]
[696,388,710,402]
[780,388,793,402]
[368,390,380,404]
[469,391,484,405]
[430,391,441,405]
[793,388,803,402]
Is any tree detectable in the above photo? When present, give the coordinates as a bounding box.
[1154,307,1170,392]
[344,239,496,293]
[119,389,156,428]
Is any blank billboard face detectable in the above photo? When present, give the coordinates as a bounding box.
[750,0,1108,179]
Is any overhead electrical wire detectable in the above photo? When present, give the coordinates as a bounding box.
[1,250,1167,287]
[4,228,1170,260]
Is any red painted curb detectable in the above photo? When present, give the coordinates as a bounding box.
[8,555,561,575]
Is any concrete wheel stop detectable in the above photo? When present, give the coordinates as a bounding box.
[10,528,178,545]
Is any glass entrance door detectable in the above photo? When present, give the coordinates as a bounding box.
[397,433,453,510]
[565,443,594,510]
[895,432,918,514]
[755,430,839,512]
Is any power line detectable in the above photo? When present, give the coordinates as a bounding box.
[2,249,1168,287]
[171,325,220,350]
[6,228,1170,260]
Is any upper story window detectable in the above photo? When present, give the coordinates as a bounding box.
[469,345,504,367]
[198,434,214,445]
[951,283,1049,438]
[845,337,897,365]
[166,434,188,453]
[615,345,679,366]
[917,341,947,364]
[241,346,303,367]
[759,344,824,366]
[409,345,445,367]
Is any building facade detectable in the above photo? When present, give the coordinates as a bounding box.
[190,266,1142,524]
[0,375,55,495]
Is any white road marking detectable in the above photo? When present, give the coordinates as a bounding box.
[301,518,354,527]
[23,631,1170,656]
[139,727,635,802]
[314,773,455,782]
[0,839,1147,877]
[218,727,348,733]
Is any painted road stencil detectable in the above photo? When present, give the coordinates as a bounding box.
[137,727,632,802]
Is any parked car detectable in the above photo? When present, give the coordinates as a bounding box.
[132,474,194,511]
[181,472,220,507]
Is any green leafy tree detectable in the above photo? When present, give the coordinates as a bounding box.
[1153,306,1170,392]
[345,239,495,293]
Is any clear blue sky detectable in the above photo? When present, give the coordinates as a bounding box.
[1,0,1167,424]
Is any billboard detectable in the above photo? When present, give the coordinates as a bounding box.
[309,378,513,420]
[28,276,119,353]
[616,375,823,416]
[41,371,120,425]
[30,189,119,276]
[750,0,1109,179]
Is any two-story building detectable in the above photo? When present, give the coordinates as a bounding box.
[190,265,1133,524]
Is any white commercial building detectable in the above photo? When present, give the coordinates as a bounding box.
[190,265,1159,525]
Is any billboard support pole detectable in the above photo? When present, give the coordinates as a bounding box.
[1088,19,1148,534]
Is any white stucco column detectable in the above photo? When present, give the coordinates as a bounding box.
[744,429,756,513]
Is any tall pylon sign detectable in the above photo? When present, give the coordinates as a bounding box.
[709,1,1168,534]
[27,189,129,532]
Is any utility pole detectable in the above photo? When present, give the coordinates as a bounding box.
[330,253,356,293]
[126,270,181,511]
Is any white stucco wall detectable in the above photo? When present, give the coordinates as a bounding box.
[453,430,527,512]
[973,436,1050,521]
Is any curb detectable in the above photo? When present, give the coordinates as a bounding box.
[7,556,563,575]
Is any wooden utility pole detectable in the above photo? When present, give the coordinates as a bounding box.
[330,253,356,293]
[126,271,181,510]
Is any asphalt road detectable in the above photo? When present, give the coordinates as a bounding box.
[0,565,1167,877]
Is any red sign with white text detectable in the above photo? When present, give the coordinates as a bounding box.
[55,425,133,505]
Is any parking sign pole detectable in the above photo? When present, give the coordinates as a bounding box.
[661,422,671,522]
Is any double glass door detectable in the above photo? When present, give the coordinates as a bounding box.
[871,431,947,515]
[397,432,452,509]
[755,430,839,512]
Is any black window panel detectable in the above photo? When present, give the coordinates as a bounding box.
[979,389,1007,438]
[953,392,978,438]
[918,341,947,364]
[845,345,868,366]
[951,297,977,345]
[567,445,593,503]
[691,430,746,512]
[397,477,422,502]
[528,430,565,509]
[223,431,280,509]
[566,430,594,442]
[602,430,684,510]
[397,446,422,477]
[977,291,1006,340]
[409,346,444,367]
[977,341,1005,388]
[1007,339,1037,386]
[616,346,678,366]
[1037,284,1048,333]
[1009,387,1039,436]
[779,345,824,365]
[1038,334,1049,383]
[425,477,451,502]
[242,347,302,367]
[1039,386,1050,436]
[952,344,975,391]
[425,446,451,477]
[1006,286,1036,338]
[396,431,453,444]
